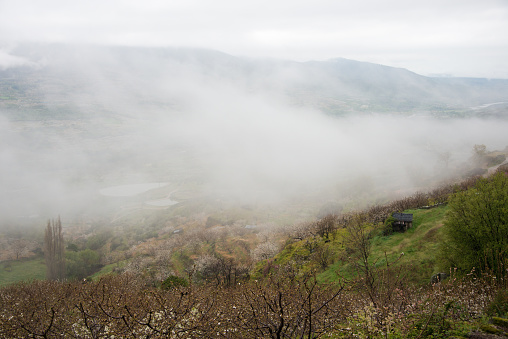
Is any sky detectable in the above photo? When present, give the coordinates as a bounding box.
[1,0,508,78]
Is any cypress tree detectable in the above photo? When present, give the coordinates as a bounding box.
[44,217,65,280]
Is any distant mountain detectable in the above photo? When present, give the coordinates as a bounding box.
[292,58,508,116]
[1,44,508,120]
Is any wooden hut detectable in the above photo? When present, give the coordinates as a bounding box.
[391,213,413,232]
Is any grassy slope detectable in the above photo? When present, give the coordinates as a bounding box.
[369,206,448,283]
[0,258,46,287]
[317,205,449,285]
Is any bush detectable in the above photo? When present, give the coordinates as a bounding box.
[160,274,188,290]
[405,301,469,338]
[66,249,102,280]
[86,231,111,250]
[382,215,396,236]
[66,243,79,252]
[485,289,508,317]
[441,172,508,278]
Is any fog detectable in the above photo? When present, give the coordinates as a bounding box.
[1,45,508,224]
[2,1,508,78]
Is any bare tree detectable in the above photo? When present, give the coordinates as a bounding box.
[473,144,487,157]
[343,213,408,335]
[10,239,29,260]
[233,273,346,338]
[312,244,334,270]
[44,217,65,280]
[314,214,337,239]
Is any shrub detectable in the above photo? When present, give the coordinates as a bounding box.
[382,215,396,236]
[160,274,188,290]
[440,172,508,278]
[485,289,508,317]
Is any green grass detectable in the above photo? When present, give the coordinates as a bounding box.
[0,258,46,287]
[369,206,449,284]
[251,228,349,280]
[88,261,127,281]
[318,205,449,285]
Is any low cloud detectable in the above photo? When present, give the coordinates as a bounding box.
[1,45,507,223]
[0,48,38,70]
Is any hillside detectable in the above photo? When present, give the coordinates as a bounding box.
[1,142,507,288]
[322,206,448,285]
[248,197,451,285]
[2,173,508,338]
[1,44,507,293]
[2,44,508,120]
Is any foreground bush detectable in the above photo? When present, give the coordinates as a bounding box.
[441,172,508,278]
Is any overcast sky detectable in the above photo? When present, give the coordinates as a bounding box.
[1,0,508,78]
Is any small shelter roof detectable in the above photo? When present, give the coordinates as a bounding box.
[392,213,413,222]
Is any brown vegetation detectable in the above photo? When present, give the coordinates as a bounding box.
[0,271,504,338]
[1,174,507,337]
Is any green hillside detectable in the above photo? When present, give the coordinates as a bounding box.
[252,205,449,286]
[320,206,448,284]
[0,258,46,287]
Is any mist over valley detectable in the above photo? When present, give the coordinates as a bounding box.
[1,44,508,229]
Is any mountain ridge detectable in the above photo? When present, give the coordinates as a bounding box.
[1,44,508,120]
